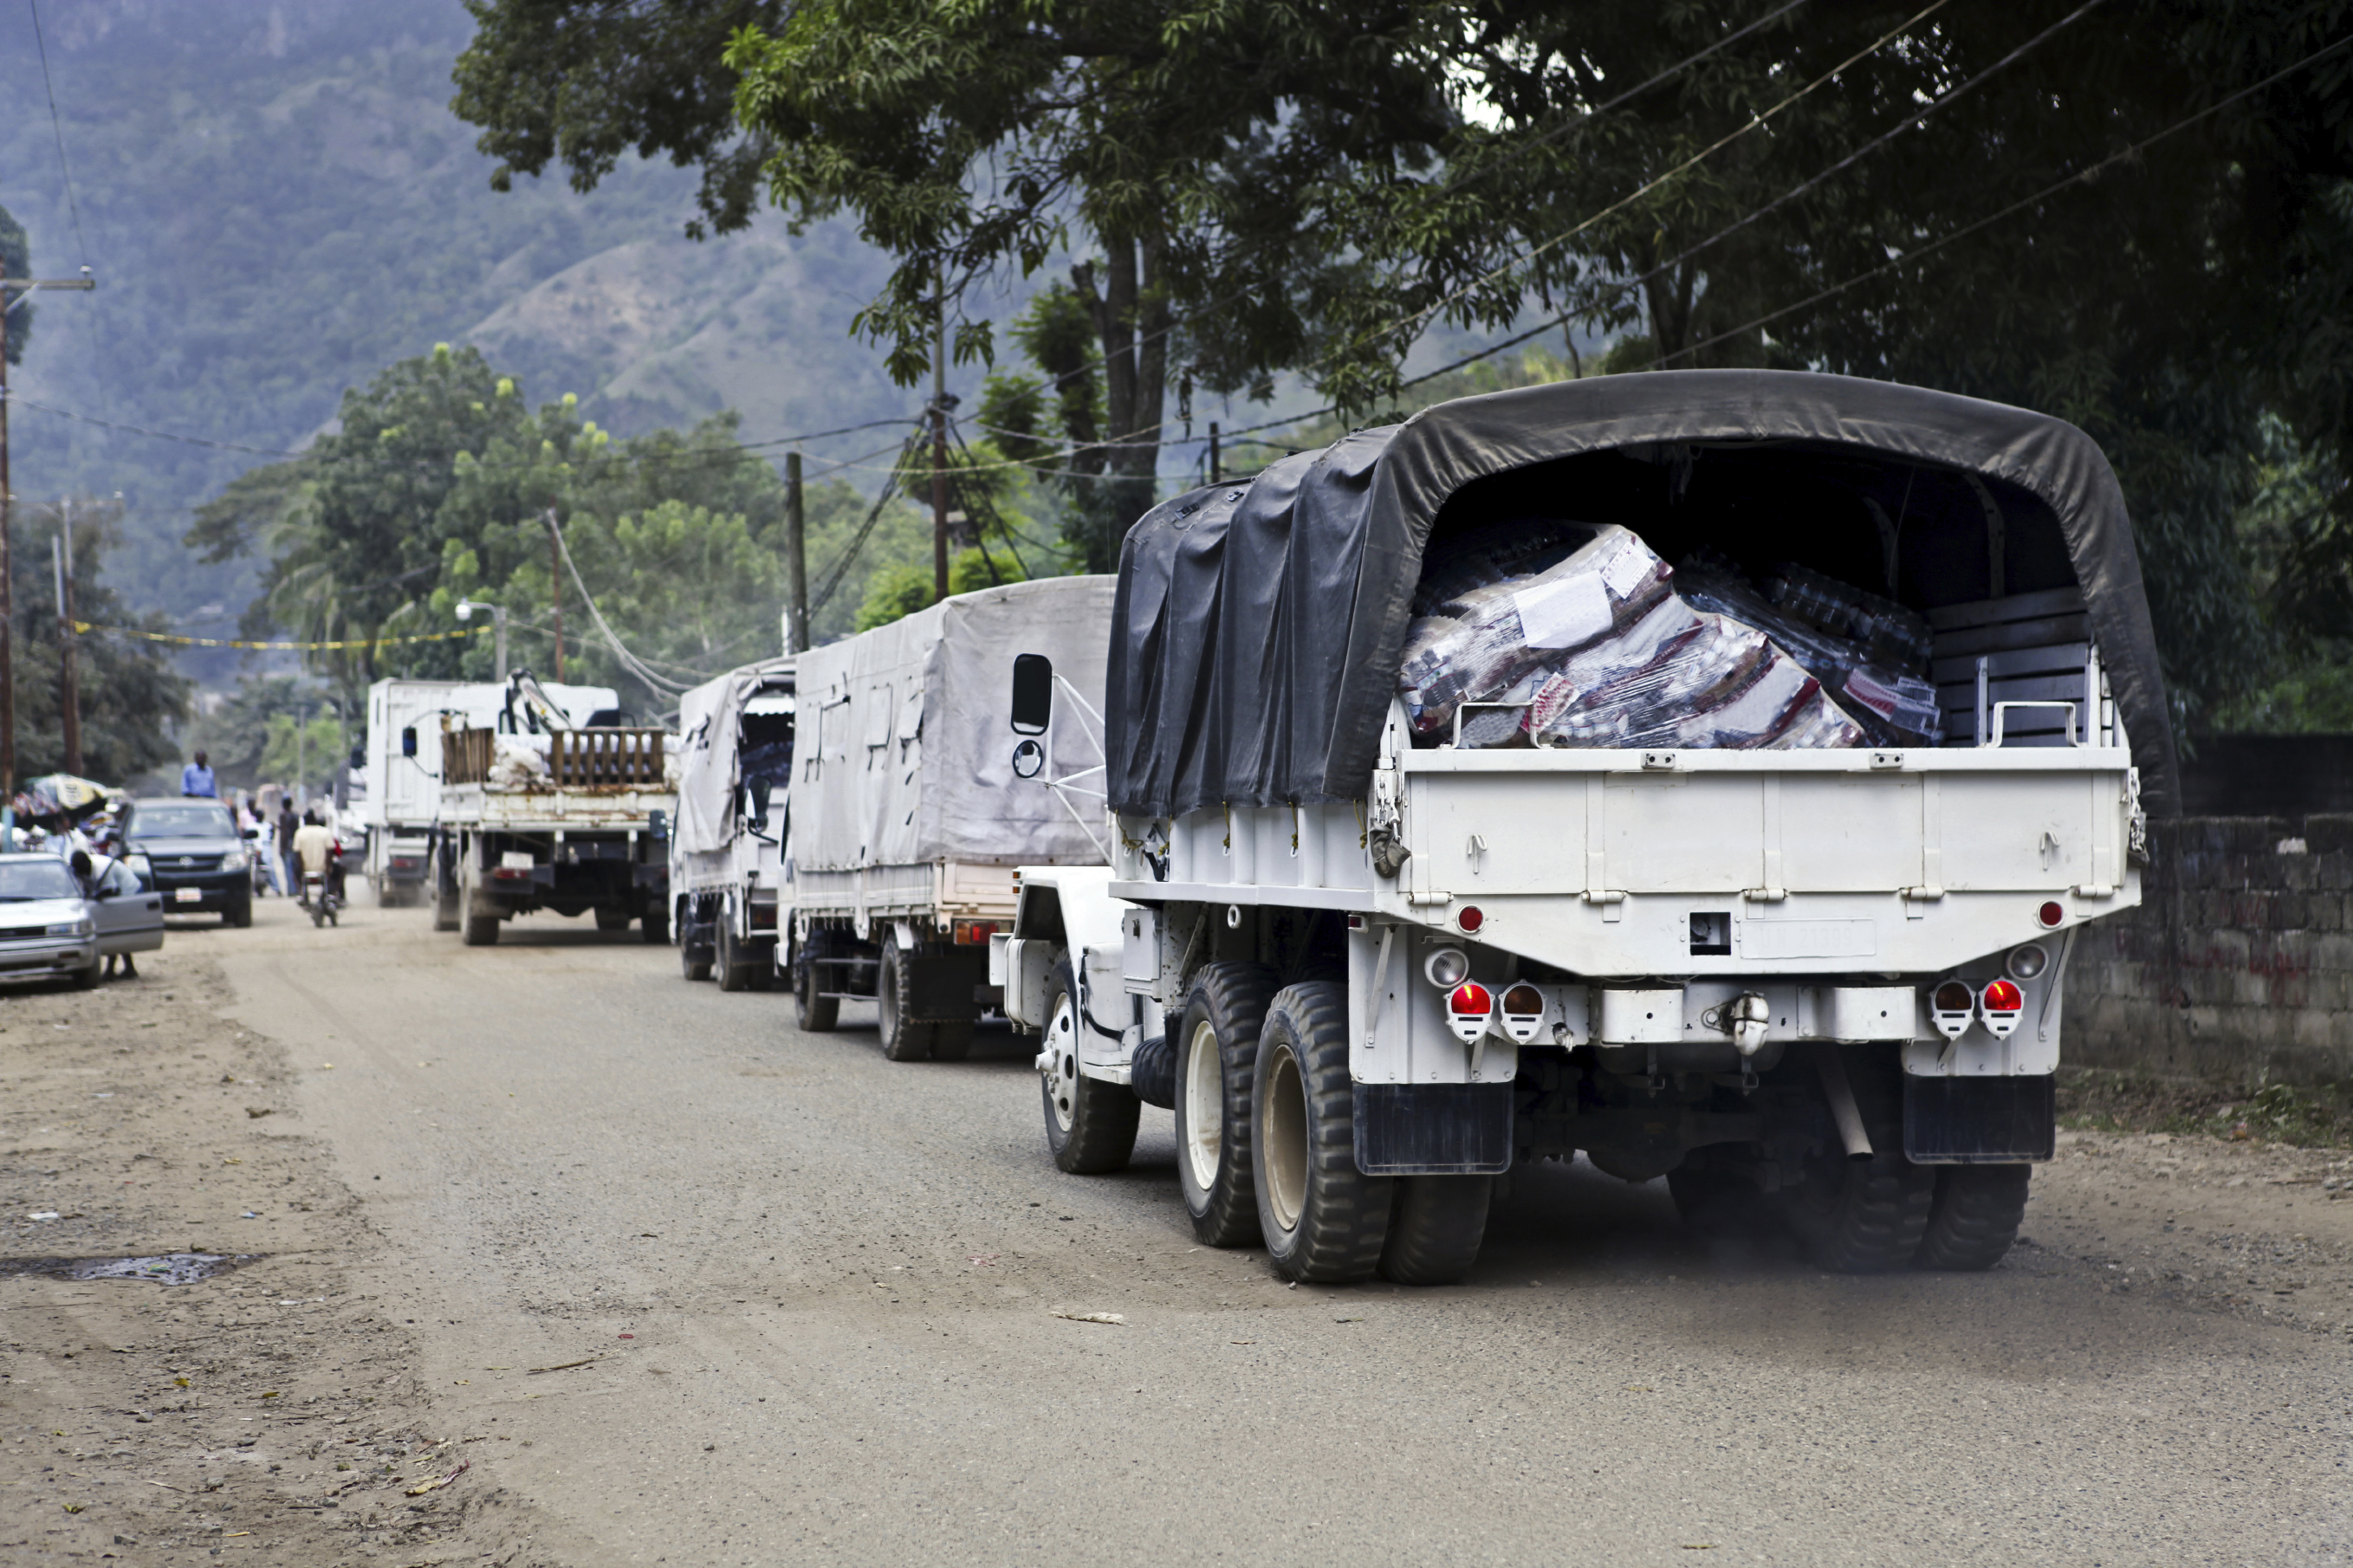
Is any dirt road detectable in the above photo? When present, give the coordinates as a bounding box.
[7,894,2350,1565]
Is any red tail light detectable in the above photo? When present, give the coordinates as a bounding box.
[1449,982,1493,1017]
[1981,978,2023,1014]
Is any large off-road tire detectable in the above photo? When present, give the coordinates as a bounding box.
[1914,1164,2032,1271]
[1253,982,1390,1284]
[225,893,253,930]
[678,899,712,981]
[1040,959,1140,1174]
[878,936,935,1061]
[68,960,100,990]
[717,919,754,993]
[1378,1176,1493,1286]
[1779,1046,1935,1273]
[431,848,461,934]
[793,937,840,1033]
[1174,962,1277,1248]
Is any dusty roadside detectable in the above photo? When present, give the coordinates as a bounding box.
[0,937,554,1565]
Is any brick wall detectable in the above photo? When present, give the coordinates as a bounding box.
[2069,815,2353,1087]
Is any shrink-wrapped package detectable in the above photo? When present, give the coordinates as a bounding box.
[1673,549,1941,745]
[1397,524,1864,751]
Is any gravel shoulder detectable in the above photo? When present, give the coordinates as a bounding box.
[0,913,573,1565]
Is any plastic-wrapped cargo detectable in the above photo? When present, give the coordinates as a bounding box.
[1397,524,1864,751]
[1674,549,1942,746]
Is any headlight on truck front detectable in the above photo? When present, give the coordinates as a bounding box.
[47,920,92,938]
[220,847,250,872]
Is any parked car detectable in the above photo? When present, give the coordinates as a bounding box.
[120,798,256,926]
[92,854,165,966]
[0,852,98,988]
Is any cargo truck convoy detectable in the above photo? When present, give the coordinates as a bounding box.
[424,671,674,945]
[995,370,2168,1285]
[666,579,1118,1060]
[361,677,619,906]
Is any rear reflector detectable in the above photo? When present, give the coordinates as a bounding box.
[2038,900,2065,928]
[1456,905,1484,934]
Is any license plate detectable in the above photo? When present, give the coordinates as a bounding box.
[174,888,202,904]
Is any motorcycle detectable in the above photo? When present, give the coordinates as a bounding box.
[301,858,341,928]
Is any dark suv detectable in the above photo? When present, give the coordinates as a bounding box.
[121,798,254,927]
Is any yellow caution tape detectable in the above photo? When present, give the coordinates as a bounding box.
[70,621,486,651]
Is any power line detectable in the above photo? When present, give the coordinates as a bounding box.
[26,0,91,271]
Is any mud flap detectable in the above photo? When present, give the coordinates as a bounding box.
[1902,1074,2057,1163]
[906,946,989,1020]
[1353,1083,1513,1176]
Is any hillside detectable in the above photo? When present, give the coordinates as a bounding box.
[0,0,924,630]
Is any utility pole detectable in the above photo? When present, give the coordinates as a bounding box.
[52,499,78,774]
[0,267,94,799]
[1209,422,1221,486]
[930,282,950,603]
[546,507,564,683]
[783,450,807,654]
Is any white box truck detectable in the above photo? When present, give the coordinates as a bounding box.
[786,576,1116,1060]
[995,370,2168,1285]
[361,677,619,905]
[668,657,796,990]
[425,671,673,945]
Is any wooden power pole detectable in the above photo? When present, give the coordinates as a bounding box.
[52,501,79,774]
[546,507,564,683]
[783,450,807,654]
[0,267,94,798]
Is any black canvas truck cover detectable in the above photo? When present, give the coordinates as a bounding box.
[1107,369,2179,820]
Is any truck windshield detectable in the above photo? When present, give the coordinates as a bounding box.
[130,806,238,838]
[0,860,82,901]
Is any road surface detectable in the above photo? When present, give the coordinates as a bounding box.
[146,895,2353,1562]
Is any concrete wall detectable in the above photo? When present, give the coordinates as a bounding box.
[2069,815,2353,1088]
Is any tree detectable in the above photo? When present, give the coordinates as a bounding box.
[9,503,189,787]
[0,203,33,363]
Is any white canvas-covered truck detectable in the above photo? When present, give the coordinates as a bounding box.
[669,657,796,991]
[361,677,619,906]
[997,369,2170,1286]
[429,671,675,946]
[788,576,1115,1060]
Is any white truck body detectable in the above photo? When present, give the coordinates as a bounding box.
[997,371,2175,1284]
[668,658,795,990]
[423,673,671,946]
[782,577,1116,1056]
[361,677,616,905]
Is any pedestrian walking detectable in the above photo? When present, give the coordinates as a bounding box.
[180,750,218,798]
[275,798,300,897]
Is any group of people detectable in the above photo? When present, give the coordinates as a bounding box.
[193,753,346,904]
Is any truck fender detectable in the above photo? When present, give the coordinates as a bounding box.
[891,918,919,955]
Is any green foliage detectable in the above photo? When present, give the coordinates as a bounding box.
[182,677,336,792]
[258,711,347,790]
[7,504,190,788]
[852,546,1029,633]
[0,202,32,366]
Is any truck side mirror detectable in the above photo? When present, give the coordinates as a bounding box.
[747,775,774,830]
[401,726,418,758]
[1010,653,1053,735]
[648,808,668,839]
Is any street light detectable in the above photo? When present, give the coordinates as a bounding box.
[455,599,508,680]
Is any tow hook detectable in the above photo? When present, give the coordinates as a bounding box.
[1702,991,1772,1056]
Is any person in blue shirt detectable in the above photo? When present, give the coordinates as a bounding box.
[180,751,217,798]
